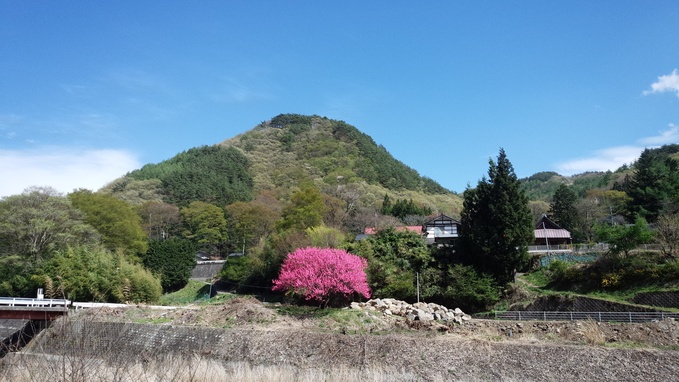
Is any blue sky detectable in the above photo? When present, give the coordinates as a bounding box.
[1,2,678,197]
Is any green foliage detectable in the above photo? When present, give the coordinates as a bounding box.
[0,255,39,297]
[180,201,228,254]
[143,238,197,292]
[225,197,280,253]
[306,225,346,248]
[348,227,430,300]
[32,245,161,303]
[128,145,254,207]
[0,187,99,261]
[100,177,165,205]
[69,189,148,260]
[442,264,500,312]
[276,184,326,232]
[625,145,679,222]
[549,184,582,240]
[381,195,433,222]
[595,217,654,257]
[460,149,534,285]
[543,252,679,293]
[220,255,253,285]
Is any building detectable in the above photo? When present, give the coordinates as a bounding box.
[422,214,461,246]
[534,214,572,248]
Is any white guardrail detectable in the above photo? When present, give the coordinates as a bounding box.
[0,297,71,308]
[0,297,176,311]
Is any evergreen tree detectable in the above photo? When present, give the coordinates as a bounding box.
[626,147,679,222]
[460,149,534,285]
[549,184,581,241]
[143,238,196,292]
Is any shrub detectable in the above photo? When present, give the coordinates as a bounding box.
[272,247,370,307]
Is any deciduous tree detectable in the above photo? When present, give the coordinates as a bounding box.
[655,213,679,258]
[596,216,654,257]
[0,187,99,261]
[272,247,370,307]
[180,201,228,255]
[69,189,148,259]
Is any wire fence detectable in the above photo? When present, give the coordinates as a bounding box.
[492,310,679,323]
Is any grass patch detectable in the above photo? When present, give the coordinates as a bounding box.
[158,280,217,305]
[521,270,550,288]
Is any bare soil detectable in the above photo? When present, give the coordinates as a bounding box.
[45,297,679,381]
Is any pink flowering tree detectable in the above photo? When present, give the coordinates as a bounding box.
[272,247,371,307]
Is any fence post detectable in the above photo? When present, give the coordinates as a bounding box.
[543,311,546,321]
[629,312,632,323]
[518,311,521,321]
[598,312,601,322]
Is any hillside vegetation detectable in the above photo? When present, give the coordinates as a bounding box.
[2,113,678,315]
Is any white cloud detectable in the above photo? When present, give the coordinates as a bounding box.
[555,146,642,175]
[555,124,679,175]
[0,148,140,198]
[643,69,679,97]
[639,124,679,145]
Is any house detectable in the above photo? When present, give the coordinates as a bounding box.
[422,214,461,246]
[534,214,572,247]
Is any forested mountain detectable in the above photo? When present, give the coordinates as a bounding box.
[105,114,462,217]
[3,114,677,311]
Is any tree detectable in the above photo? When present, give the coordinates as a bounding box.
[272,247,370,307]
[128,145,254,207]
[225,197,280,254]
[595,216,654,257]
[0,187,99,261]
[68,189,148,259]
[460,149,534,285]
[348,227,430,300]
[306,225,345,248]
[549,184,581,240]
[180,201,228,255]
[655,213,679,258]
[138,201,181,240]
[142,238,196,292]
[276,183,326,232]
[625,147,679,222]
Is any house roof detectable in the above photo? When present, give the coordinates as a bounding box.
[535,214,563,230]
[534,215,571,239]
[534,228,572,239]
[423,213,461,226]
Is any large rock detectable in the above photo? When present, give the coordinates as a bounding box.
[351,299,471,323]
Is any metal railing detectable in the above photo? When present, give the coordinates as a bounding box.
[0,297,71,308]
[493,310,679,323]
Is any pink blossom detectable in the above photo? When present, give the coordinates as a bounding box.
[272,247,371,304]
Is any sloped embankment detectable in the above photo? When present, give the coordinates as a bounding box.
[14,316,679,381]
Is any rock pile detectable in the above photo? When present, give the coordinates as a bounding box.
[350,298,471,324]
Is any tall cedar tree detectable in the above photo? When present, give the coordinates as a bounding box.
[460,149,534,285]
[625,146,679,222]
[549,184,581,241]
